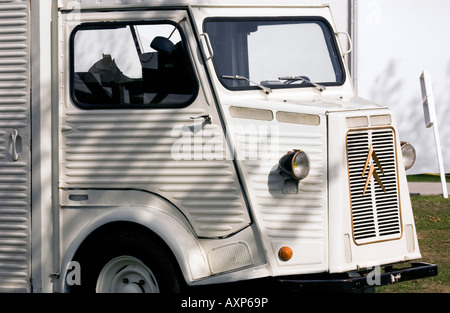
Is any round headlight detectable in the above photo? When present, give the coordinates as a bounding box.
[279,150,310,180]
[401,141,416,170]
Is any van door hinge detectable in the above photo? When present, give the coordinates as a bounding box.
[50,272,60,279]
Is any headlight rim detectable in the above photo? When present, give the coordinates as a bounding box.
[279,149,311,181]
[401,141,416,171]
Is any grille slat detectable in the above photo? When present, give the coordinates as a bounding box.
[347,128,402,245]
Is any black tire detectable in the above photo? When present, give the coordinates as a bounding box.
[66,225,184,293]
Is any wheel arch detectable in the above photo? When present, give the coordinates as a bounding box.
[60,206,210,292]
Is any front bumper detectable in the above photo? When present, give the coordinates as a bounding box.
[275,262,438,292]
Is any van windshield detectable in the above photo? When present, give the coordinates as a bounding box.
[204,18,345,91]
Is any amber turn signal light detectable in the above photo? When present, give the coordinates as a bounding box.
[278,246,293,261]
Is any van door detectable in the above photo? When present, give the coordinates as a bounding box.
[0,1,31,292]
[59,9,251,238]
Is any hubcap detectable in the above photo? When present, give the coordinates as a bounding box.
[96,256,159,293]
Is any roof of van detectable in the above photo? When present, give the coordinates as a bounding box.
[59,0,325,10]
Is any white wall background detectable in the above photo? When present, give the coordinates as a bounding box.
[327,0,450,175]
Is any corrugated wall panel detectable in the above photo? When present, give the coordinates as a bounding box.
[60,108,251,238]
[224,112,328,273]
[0,0,31,293]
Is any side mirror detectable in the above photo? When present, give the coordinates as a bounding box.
[150,36,176,55]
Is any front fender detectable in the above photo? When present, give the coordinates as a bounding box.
[59,189,210,292]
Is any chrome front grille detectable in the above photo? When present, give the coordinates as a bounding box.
[346,128,402,245]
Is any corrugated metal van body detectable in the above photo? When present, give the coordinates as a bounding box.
[59,107,251,238]
[0,0,31,293]
[58,10,251,239]
[223,104,329,276]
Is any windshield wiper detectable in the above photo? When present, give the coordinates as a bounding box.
[278,76,326,92]
[222,75,272,94]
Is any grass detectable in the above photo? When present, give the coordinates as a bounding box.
[377,195,450,293]
[407,173,450,183]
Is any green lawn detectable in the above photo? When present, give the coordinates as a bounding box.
[378,195,450,293]
[407,173,450,183]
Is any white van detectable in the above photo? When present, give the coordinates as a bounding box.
[0,0,436,293]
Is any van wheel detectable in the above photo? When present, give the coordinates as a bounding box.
[67,227,184,293]
[96,256,160,293]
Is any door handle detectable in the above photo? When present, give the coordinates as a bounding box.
[11,129,19,161]
[190,114,212,125]
[336,31,353,56]
[199,33,214,61]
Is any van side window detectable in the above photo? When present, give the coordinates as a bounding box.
[71,22,198,109]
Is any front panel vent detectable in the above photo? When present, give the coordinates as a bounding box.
[346,128,402,245]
